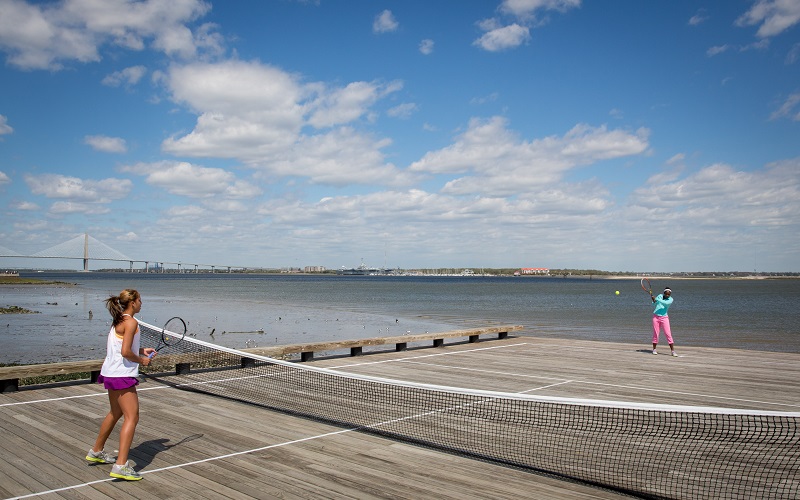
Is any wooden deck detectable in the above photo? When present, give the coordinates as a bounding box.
[1,335,799,499]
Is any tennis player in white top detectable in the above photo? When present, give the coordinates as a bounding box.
[85,289,155,481]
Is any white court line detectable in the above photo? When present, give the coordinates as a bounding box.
[326,342,530,369]
[525,380,574,392]
[0,383,171,408]
[393,358,800,410]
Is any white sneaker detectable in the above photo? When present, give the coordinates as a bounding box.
[671,351,678,357]
[110,461,142,481]
[86,448,115,464]
[652,349,658,355]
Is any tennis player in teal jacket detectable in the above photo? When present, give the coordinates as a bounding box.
[651,287,676,357]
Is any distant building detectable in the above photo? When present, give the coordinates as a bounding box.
[304,266,326,273]
[520,267,549,275]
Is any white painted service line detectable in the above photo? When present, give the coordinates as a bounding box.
[326,342,531,369]
[397,360,800,410]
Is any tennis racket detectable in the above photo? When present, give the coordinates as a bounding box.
[149,316,187,358]
[640,277,653,298]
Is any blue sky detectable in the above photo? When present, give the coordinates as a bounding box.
[0,0,798,272]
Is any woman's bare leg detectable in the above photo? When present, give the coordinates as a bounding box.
[92,389,124,453]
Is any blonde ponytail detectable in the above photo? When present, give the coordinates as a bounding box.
[105,289,140,326]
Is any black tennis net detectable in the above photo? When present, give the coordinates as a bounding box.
[138,320,799,499]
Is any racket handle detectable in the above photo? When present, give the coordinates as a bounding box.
[148,351,156,359]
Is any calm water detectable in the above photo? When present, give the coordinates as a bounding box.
[1,272,798,364]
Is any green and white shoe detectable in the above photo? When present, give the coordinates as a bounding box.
[85,449,115,464]
[110,461,142,481]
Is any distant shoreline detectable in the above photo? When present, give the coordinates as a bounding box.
[5,270,798,281]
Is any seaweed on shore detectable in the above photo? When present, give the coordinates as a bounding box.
[0,276,75,285]
[0,305,39,314]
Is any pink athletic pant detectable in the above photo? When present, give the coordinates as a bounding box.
[652,315,673,344]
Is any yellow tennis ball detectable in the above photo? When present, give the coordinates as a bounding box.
[615,290,620,295]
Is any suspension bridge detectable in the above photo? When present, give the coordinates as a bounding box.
[0,233,246,273]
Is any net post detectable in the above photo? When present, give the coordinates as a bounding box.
[469,334,479,343]
[498,331,508,339]
[350,346,363,356]
[396,342,407,351]
[241,357,255,369]
[433,338,444,347]
[176,363,190,375]
[301,351,314,362]
[1,378,19,393]
[90,370,101,383]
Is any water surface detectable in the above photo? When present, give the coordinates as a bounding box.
[1,272,797,364]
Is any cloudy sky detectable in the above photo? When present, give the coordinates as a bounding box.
[0,0,798,272]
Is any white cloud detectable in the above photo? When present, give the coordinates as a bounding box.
[473,0,580,52]
[787,42,800,64]
[102,65,147,87]
[736,0,800,38]
[500,0,581,18]
[25,173,132,203]
[0,0,216,70]
[84,135,127,153]
[0,114,13,135]
[121,161,262,199]
[707,45,730,57]
[166,204,208,218]
[688,9,709,26]
[118,231,139,241]
[373,10,398,34]
[409,117,649,196]
[251,182,617,269]
[161,60,406,187]
[707,39,769,58]
[163,60,306,156]
[12,200,40,210]
[474,23,531,51]
[49,201,111,215]
[666,153,686,165]
[470,92,500,105]
[740,38,770,51]
[419,39,434,55]
[0,171,9,185]
[770,92,800,121]
[265,127,414,187]
[387,103,418,119]
[308,80,402,128]
[632,159,800,228]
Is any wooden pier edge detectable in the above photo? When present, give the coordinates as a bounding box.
[0,325,524,392]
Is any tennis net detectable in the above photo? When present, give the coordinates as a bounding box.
[138,320,799,499]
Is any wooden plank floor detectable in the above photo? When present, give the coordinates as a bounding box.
[1,335,799,499]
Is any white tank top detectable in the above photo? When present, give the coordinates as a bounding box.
[100,314,140,378]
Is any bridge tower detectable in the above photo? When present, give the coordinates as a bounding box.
[83,233,89,272]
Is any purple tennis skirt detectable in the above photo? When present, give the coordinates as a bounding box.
[97,374,139,390]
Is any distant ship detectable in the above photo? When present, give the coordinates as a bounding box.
[337,260,386,276]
